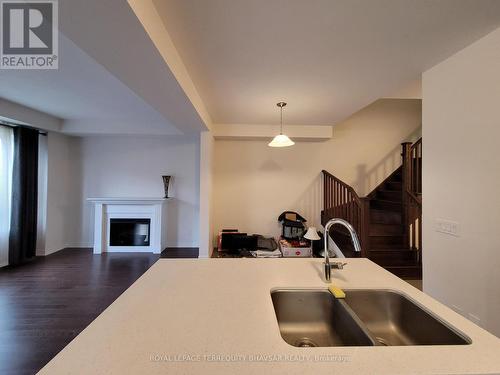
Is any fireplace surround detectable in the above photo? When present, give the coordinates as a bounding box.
[87,198,167,254]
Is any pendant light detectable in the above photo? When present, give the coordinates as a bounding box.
[268,101,295,147]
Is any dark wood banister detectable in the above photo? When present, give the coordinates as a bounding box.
[321,170,362,206]
[322,138,422,259]
[321,170,369,257]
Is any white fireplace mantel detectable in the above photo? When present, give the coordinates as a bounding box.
[88,197,168,204]
[87,197,168,254]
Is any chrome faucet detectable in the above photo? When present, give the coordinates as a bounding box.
[323,218,362,283]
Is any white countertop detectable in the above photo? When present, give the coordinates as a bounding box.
[39,258,500,375]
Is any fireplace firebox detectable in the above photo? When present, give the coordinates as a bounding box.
[110,218,151,247]
[88,198,167,254]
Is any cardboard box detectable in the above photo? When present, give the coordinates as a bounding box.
[279,240,312,257]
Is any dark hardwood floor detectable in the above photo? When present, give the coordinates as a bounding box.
[161,247,199,258]
[0,247,198,375]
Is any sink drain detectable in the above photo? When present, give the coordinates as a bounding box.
[376,337,389,346]
[295,338,318,347]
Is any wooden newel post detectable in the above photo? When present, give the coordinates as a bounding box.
[401,142,412,242]
[401,142,412,192]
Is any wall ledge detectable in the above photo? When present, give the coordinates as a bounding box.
[213,123,332,141]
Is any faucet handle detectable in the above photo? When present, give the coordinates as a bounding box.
[330,262,347,270]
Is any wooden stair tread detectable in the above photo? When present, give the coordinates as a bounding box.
[380,261,422,278]
[385,264,421,269]
[369,209,402,225]
[372,260,420,268]
[369,223,404,236]
[377,190,402,198]
[370,199,402,212]
[371,199,402,205]
[370,236,406,249]
[385,182,402,190]
[369,231,404,237]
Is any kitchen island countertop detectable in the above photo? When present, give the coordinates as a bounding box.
[40,258,500,375]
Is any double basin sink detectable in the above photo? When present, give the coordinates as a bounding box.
[271,289,471,347]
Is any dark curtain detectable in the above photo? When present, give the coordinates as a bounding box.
[9,127,39,266]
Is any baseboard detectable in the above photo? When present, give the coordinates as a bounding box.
[162,247,199,250]
[66,243,93,248]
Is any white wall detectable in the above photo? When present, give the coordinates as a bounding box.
[79,135,200,248]
[199,131,214,257]
[422,27,500,337]
[213,99,421,239]
[44,132,82,255]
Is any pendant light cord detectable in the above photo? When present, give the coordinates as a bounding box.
[280,106,283,135]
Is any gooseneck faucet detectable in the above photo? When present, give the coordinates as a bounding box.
[323,218,362,283]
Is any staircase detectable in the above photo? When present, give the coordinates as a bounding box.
[321,139,422,279]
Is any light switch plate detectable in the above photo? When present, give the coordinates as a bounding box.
[435,218,460,237]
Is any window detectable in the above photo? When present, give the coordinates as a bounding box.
[0,125,13,267]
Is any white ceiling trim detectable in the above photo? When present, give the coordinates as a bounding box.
[62,119,182,137]
[213,123,332,141]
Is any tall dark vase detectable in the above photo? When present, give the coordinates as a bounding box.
[162,176,171,198]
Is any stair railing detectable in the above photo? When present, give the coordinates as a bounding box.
[402,139,422,257]
[321,170,369,257]
[322,138,421,260]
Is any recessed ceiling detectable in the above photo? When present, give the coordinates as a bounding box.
[153,0,500,125]
[0,34,180,135]
[0,0,209,135]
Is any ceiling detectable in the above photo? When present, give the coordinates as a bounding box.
[152,0,500,126]
[0,0,207,135]
[58,0,207,135]
[0,35,180,135]
[2,0,500,135]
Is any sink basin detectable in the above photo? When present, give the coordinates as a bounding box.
[271,289,471,347]
[271,289,375,347]
[344,289,471,346]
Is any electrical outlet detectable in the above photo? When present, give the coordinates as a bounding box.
[435,218,460,237]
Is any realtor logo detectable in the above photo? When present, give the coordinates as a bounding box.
[1,0,58,69]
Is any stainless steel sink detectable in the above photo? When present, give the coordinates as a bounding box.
[271,289,375,347]
[344,289,471,346]
[271,289,471,347]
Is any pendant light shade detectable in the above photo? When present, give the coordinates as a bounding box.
[268,101,294,148]
[269,134,295,147]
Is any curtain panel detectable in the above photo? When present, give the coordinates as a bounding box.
[9,127,39,266]
[0,125,14,267]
